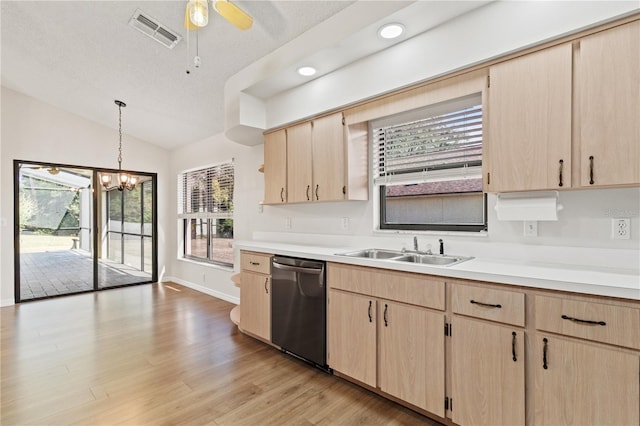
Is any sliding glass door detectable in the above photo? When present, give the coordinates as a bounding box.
[14,160,157,302]
[99,178,154,288]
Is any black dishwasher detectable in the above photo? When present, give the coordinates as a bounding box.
[271,256,327,369]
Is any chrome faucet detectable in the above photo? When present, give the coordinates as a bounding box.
[413,236,433,255]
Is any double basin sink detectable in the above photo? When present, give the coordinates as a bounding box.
[337,248,472,267]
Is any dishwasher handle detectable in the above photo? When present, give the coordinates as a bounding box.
[272,261,324,275]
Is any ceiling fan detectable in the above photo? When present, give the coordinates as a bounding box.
[185,0,253,31]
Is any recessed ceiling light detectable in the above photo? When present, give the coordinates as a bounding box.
[297,66,317,77]
[378,23,404,39]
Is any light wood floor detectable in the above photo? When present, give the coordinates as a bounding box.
[1,282,440,425]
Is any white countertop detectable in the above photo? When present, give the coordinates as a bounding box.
[234,240,640,300]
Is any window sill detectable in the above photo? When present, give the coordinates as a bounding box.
[177,256,234,272]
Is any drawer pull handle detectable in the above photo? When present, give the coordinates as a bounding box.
[264,277,269,294]
[249,261,260,266]
[383,304,388,327]
[561,314,606,326]
[512,332,517,362]
[368,300,373,323]
[470,300,502,309]
[558,159,564,187]
[542,338,548,369]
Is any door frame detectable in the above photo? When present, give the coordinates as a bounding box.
[13,159,158,303]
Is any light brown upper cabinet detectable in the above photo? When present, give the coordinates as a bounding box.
[264,111,368,204]
[286,121,313,203]
[576,21,639,187]
[263,129,287,204]
[487,43,572,192]
[312,113,348,202]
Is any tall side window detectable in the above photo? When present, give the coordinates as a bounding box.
[373,93,486,232]
[178,161,234,267]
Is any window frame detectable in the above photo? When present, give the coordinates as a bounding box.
[373,94,487,233]
[178,161,234,268]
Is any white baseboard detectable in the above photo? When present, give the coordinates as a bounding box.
[163,276,239,305]
[1,298,15,307]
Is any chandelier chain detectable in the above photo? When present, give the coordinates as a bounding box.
[117,103,123,169]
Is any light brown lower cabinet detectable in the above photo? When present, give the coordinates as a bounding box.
[379,300,445,417]
[328,289,445,416]
[533,334,639,426]
[451,316,525,426]
[327,290,376,387]
[239,271,271,341]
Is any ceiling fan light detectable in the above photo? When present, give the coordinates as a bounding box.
[213,0,253,30]
[189,0,209,27]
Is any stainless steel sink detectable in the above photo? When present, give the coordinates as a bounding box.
[337,249,406,259]
[336,248,472,266]
[393,253,472,266]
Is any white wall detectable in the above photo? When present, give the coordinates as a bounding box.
[0,87,171,306]
[166,133,264,304]
[265,1,638,128]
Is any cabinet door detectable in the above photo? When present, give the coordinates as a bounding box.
[312,112,346,202]
[488,43,572,192]
[240,272,270,341]
[378,301,445,416]
[578,21,639,187]
[286,121,313,203]
[263,130,287,204]
[451,316,525,426]
[533,334,639,426]
[327,290,376,387]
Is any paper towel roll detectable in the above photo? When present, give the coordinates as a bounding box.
[495,193,563,221]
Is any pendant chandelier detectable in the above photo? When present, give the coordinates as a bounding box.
[101,100,137,191]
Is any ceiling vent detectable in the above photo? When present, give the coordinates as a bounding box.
[129,9,182,49]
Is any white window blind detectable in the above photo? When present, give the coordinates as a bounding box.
[178,161,234,219]
[373,94,483,185]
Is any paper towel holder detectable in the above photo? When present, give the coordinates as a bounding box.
[495,191,563,221]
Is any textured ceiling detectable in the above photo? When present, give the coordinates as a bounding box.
[1,0,354,149]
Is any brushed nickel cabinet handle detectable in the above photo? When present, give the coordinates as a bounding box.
[280,187,285,202]
[589,156,595,185]
[306,185,310,201]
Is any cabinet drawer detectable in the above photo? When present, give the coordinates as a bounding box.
[452,283,525,327]
[535,295,640,350]
[328,263,444,311]
[240,251,272,275]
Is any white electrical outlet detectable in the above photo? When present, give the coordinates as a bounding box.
[258,203,264,214]
[341,217,349,230]
[612,218,630,240]
[524,220,538,237]
[284,217,292,229]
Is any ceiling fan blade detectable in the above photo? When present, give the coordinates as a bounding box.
[213,0,253,31]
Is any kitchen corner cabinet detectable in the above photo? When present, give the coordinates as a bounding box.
[263,129,287,204]
[239,251,272,341]
[577,20,640,187]
[487,43,572,192]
